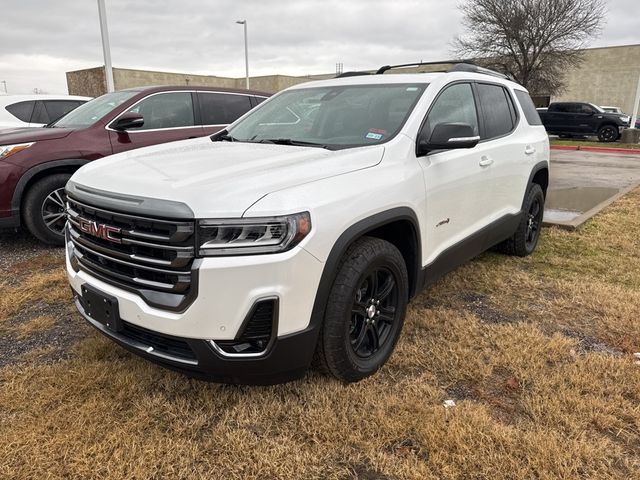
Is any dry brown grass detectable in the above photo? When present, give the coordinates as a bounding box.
[1,191,640,479]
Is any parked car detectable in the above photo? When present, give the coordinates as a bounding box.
[65,63,550,384]
[600,105,630,126]
[0,86,269,244]
[538,102,627,142]
[0,94,91,130]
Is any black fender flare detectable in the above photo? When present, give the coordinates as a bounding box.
[523,161,549,209]
[306,206,422,341]
[11,159,90,212]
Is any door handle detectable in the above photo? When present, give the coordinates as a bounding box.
[479,156,493,167]
[525,146,536,155]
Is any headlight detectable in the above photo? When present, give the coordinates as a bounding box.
[0,142,34,160]
[198,212,311,256]
[621,116,630,123]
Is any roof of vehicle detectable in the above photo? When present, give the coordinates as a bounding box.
[119,85,272,97]
[287,71,524,91]
[0,94,92,105]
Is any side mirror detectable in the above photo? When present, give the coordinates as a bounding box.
[111,112,144,131]
[417,123,480,155]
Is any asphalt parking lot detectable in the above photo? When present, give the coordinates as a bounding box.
[545,150,640,227]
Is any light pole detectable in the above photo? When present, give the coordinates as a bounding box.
[631,70,640,132]
[97,0,115,92]
[236,20,249,89]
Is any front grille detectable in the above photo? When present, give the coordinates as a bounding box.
[67,195,196,310]
[121,320,196,361]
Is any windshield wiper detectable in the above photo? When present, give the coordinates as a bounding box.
[211,130,238,142]
[258,138,330,149]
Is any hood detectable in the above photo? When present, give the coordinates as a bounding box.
[69,137,384,218]
[0,126,74,145]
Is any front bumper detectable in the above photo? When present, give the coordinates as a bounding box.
[0,210,20,228]
[67,244,325,384]
[73,292,319,384]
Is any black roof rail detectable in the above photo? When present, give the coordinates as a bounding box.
[447,62,515,81]
[376,60,465,75]
[335,71,372,78]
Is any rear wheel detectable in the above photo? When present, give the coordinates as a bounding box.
[22,173,71,246]
[597,125,618,143]
[497,183,544,257]
[316,237,409,383]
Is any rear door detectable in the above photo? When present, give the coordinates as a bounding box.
[108,91,204,154]
[197,92,254,135]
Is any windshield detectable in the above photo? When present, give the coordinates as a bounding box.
[589,103,605,113]
[51,90,138,128]
[226,83,427,149]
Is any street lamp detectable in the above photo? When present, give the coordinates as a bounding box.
[236,20,249,89]
[97,0,114,92]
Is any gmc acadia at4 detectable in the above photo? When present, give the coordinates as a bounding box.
[65,63,550,384]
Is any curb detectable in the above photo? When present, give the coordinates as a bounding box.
[550,145,640,155]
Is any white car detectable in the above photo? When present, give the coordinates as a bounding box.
[0,94,90,130]
[65,63,550,384]
[601,105,630,125]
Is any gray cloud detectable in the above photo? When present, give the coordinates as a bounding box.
[0,0,637,94]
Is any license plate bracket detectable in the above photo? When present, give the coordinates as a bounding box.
[81,284,122,332]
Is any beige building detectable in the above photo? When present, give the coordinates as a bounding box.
[67,44,640,115]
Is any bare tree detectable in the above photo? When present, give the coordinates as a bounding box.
[453,0,606,94]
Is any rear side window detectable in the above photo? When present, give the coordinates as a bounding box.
[477,83,516,139]
[198,93,252,125]
[43,100,85,123]
[5,101,35,122]
[253,96,267,106]
[126,92,195,130]
[515,90,543,125]
[30,101,50,124]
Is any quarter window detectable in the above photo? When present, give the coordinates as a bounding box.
[5,101,35,123]
[126,92,195,130]
[477,83,516,139]
[514,90,542,126]
[198,93,252,125]
[422,83,479,140]
[43,100,85,123]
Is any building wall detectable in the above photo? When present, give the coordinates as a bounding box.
[112,67,237,91]
[65,66,106,97]
[551,44,640,115]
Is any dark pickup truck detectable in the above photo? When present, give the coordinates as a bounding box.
[539,102,627,142]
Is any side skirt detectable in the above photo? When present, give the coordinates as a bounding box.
[418,212,523,290]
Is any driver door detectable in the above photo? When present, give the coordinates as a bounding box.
[416,82,494,264]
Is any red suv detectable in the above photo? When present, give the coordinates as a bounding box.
[0,85,269,244]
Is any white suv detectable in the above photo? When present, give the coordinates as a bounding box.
[65,63,549,384]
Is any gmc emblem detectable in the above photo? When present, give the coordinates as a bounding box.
[78,217,122,243]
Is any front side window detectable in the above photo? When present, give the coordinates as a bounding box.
[227,84,427,149]
[421,83,479,140]
[125,92,195,130]
[477,83,516,139]
[199,93,252,125]
[53,91,137,128]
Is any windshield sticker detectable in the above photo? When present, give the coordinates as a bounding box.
[366,132,383,140]
[406,87,419,91]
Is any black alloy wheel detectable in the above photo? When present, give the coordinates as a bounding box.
[316,236,409,383]
[525,194,543,252]
[598,125,618,143]
[349,267,399,358]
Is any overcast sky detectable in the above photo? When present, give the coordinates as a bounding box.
[0,0,638,95]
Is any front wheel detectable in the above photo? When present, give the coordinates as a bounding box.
[597,125,619,143]
[316,237,409,383]
[22,173,72,246]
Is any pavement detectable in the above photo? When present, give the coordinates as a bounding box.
[544,150,640,229]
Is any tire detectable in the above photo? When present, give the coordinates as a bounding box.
[316,236,409,383]
[22,173,72,246]
[497,183,544,257]
[597,125,619,143]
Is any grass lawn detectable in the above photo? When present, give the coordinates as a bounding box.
[550,138,640,150]
[1,190,640,479]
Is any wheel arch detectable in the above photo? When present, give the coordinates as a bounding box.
[307,207,422,341]
[525,161,549,207]
[11,159,89,213]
